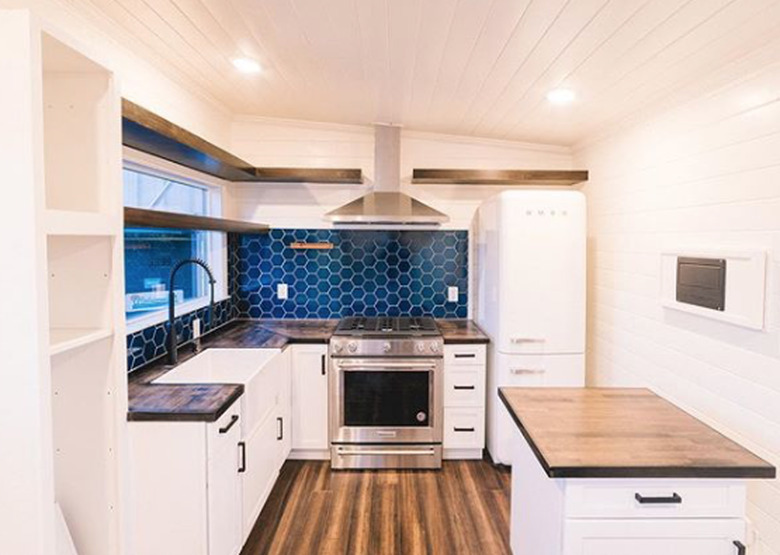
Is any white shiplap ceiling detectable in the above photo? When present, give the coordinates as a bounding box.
[69,0,780,145]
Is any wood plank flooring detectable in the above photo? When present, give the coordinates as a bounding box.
[240,459,512,555]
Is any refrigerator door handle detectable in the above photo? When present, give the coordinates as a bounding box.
[510,337,546,344]
[510,367,546,375]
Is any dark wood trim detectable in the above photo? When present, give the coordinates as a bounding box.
[122,99,363,184]
[251,167,363,184]
[412,168,589,186]
[122,99,258,181]
[125,207,269,234]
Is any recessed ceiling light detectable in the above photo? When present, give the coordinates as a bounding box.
[232,57,262,74]
[547,88,576,105]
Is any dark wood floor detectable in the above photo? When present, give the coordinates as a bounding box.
[240,458,512,555]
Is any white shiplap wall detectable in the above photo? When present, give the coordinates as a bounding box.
[576,55,780,553]
[226,116,574,230]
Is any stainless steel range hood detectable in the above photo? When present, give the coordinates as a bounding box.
[325,125,449,225]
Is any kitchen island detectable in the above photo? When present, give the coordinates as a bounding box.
[499,388,775,554]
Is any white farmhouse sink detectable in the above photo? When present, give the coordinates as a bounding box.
[153,348,282,386]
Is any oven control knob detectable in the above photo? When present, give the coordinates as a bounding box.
[347,341,358,353]
[429,342,440,353]
[332,342,343,353]
[415,342,426,353]
[382,342,392,353]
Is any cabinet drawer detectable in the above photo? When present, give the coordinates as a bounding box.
[445,345,486,366]
[563,518,745,555]
[443,408,485,449]
[444,368,484,407]
[565,480,746,519]
[208,400,243,458]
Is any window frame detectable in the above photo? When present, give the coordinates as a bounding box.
[123,147,230,335]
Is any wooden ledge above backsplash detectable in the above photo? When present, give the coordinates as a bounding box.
[122,99,363,184]
[412,168,588,186]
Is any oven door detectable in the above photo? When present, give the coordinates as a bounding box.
[330,358,443,444]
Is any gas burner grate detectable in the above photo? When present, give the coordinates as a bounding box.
[336,316,440,336]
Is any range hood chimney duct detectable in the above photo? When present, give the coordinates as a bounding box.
[324,125,449,226]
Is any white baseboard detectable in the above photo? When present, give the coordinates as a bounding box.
[444,448,484,460]
[288,449,330,460]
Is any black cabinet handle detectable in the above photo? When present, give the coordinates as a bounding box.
[238,441,246,473]
[321,354,326,375]
[454,353,476,359]
[219,414,239,434]
[634,492,682,505]
[454,427,475,432]
[277,417,283,441]
[734,541,746,555]
[453,385,475,390]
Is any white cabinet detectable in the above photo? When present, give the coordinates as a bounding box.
[290,344,329,457]
[130,349,293,553]
[510,427,749,555]
[239,348,291,540]
[129,401,244,555]
[208,409,244,555]
[443,344,486,459]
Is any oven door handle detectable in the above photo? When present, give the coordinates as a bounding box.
[337,361,438,370]
[336,447,437,456]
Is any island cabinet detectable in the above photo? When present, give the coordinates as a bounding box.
[500,388,775,555]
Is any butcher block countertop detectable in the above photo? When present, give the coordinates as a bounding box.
[499,387,776,479]
[129,318,488,422]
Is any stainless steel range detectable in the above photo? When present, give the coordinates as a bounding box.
[329,316,443,470]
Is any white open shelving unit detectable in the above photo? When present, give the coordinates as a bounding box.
[0,10,127,555]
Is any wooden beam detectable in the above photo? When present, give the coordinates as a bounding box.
[412,169,588,186]
[125,207,269,234]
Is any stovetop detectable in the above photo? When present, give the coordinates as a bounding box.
[334,316,440,337]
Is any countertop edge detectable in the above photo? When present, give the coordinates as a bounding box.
[498,387,776,480]
[127,385,244,423]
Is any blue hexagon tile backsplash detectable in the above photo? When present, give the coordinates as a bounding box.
[231,229,469,319]
[126,228,468,372]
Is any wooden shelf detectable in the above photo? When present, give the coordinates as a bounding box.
[125,207,269,234]
[412,169,589,186]
[45,209,116,236]
[50,327,113,356]
[123,99,363,184]
[250,167,363,184]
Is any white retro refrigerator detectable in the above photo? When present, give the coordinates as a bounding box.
[475,190,586,465]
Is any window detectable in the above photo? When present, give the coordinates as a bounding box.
[123,160,226,332]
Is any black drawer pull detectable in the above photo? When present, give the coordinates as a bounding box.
[454,427,475,432]
[321,354,326,375]
[219,414,239,434]
[453,385,475,390]
[734,540,746,555]
[277,417,283,441]
[238,441,246,473]
[454,353,476,359]
[634,492,682,505]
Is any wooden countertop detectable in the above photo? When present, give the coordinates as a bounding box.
[129,318,488,422]
[499,387,776,479]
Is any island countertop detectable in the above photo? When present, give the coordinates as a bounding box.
[499,387,776,479]
[129,318,489,422]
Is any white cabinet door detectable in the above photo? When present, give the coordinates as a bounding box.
[291,345,329,451]
[564,519,745,555]
[241,410,280,538]
[207,406,243,555]
[277,350,293,465]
